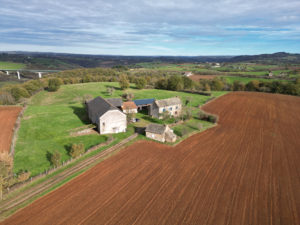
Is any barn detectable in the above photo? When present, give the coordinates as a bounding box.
[87,96,127,134]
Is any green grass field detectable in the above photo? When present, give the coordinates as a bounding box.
[0,61,26,70]
[221,76,289,84]
[14,82,227,176]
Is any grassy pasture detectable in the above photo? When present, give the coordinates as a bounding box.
[14,82,226,176]
[0,61,26,70]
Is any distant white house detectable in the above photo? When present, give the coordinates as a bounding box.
[184,71,193,77]
[87,96,127,134]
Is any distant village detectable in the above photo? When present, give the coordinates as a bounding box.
[86,96,182,143]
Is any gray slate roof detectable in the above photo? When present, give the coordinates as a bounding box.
[87,96,117,119]
[106,98,123,107]
[145,123,167,135]
[155,97,181,108]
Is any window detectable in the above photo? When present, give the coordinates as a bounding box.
[102,122,105,126]
[169,107,172,111]
[176,106,178,109]
[163,108,166,112]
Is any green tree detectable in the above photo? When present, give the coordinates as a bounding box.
[211,78,224,91]
[155,78,168,89]
[183,76,193,89]
[119,74,130,90]
[246,80,260,91]
[48,78,62,92]
[135,77,147,89]
[167,75,183,91]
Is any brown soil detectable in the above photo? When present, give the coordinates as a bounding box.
[189,74,219,81]
[0,106,22,153]
[2,92,300,225]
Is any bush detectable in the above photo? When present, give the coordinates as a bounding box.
[9,86,30,101]
[198,109,218,123]
[0,91,15,105]
[50,151,61,167]
[17,170,31,182]
[70,143,85,158]
[48,78,62,92]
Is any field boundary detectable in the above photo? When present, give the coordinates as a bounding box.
[9,105,26,156]
[0,133,138,219]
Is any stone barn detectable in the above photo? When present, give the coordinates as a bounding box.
[87,96,127,134]
[145,123,177,143]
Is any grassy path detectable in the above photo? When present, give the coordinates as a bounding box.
[0,133,138,220]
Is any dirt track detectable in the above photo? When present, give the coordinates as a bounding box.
[2,92,300,225]
[0,106,22,153]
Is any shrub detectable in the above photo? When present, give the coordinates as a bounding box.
[48,78,62,92]
[17,170,31,182]
[0,91,15,105]
[50,151,61,167]
[198,109,218,123]
[70,143,85,158]
[9,86,30,101]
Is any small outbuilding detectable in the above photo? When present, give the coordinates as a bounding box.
[145,123,177,143]
[122,101,138,114]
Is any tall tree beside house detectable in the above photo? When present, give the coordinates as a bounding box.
[119,74,130,90]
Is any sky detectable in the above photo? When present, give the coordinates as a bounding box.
[0,0,300,56]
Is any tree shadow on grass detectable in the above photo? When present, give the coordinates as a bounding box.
[69,106,90,125]
[64,144,72,156]
[105,84,122,91]
[46,151,52,164]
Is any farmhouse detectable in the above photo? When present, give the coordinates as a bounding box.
[122,101,138,114]
[145,123,177,143]
[87,96,126,134]
[150,97,182,118]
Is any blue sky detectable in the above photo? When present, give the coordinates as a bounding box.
[0,0,300,55]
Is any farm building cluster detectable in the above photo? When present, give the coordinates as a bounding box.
[86,96,182,142]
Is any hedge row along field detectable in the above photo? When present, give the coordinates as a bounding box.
[3,92,300,225]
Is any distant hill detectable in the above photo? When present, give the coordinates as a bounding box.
[0,51,299,70]
[0,52,232,70]
[229,52,300,64]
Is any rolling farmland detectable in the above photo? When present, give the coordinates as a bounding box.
[2,92,300,225]
[0,107,22,153]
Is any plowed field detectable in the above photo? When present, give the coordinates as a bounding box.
[2,92,300,225]
[0,106,22,153]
